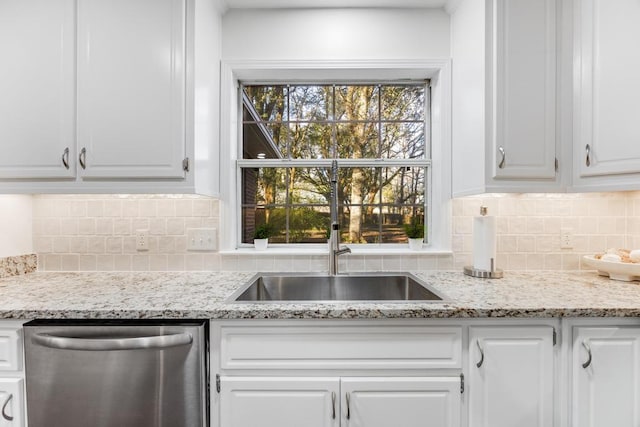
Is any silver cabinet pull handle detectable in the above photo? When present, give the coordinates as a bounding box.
[498,146,506,169]
[62,147,70,169]
[476,339,485,368]
[582,340,592,369]
[585,144,591,167]
[345,392,351,420]
[1,393,13,421]
[79,147,87,169]
[32,332,192,351]
[331,391,336,420]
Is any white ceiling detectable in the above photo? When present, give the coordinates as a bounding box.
[220,0,449,11]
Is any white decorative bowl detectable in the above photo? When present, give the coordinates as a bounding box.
[582,255,640,282]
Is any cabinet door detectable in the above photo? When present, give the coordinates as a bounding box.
[489,0,557,180]
[469,326,554,427]
[573,327,640,427]
[0,0,76,179]
[341,377,461,427]
[574,0,640,178]
[77,0,186,179]
[220,377,339,427]
[0,378,24,427]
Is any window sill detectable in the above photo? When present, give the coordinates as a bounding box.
[220,245,452,256]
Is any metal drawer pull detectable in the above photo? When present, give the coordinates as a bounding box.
[585,144,591,167]
[62,147,70,169]
[582,340,592,369]
[331,392,336,419]
[476,339,484,368]
[498,146,506,169]
[32,332,192,351]
[1,393,13,421]
[79,147,87,169]
[345,392,351,420]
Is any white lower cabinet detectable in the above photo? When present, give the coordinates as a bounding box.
[0,379,24,427]
[341,377,461,427]
[220,377,340,427]
[468,326,555,427]
[0,322,26,427]
[572,327,640,427]
[220,376,461,427]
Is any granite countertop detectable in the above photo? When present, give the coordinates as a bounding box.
[0,270,639,319]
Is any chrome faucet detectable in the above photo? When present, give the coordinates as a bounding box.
[329,160,351,275]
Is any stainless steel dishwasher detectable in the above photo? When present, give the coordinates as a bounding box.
[23,320,208,427]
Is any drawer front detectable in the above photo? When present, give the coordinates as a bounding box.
[0,329,21,372]
[221,325,462,370]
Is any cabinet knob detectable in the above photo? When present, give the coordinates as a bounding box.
[1,393,13,421]
[498,146,506,169]
[331,391,336,420]
[581,340,592,369]
[79,147,87,170]
[585,144,591,167]
[62,147,70,169]
[476,339,485,368]
[345,392,351,420]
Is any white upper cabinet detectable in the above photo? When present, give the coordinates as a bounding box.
[0,0,76,179]
[0,0,221,195]
[573,0,640,190]
[451,0,560,196]
[77,0,186,179]
[488,0,557,181]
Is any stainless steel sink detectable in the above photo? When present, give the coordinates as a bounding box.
[226,273,447,303]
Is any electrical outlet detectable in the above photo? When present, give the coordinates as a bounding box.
[136,229,149,251]
[187,228,217,251]
[560,228,573,249]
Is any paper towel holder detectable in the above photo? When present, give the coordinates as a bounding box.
[464,258,504,279]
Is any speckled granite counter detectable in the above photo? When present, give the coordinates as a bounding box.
[0,270,639,319]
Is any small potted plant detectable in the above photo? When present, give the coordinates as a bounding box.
[253,223,274,251]
[404,219,425,251]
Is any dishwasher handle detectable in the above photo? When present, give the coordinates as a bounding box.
[31,332,193,351]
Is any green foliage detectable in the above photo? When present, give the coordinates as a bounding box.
[254,223,274,240]
[403,219,425,239]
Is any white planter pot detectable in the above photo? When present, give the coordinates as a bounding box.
[254,238,268,251]
[408,238,423,251]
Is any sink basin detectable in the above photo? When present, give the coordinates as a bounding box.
[226,273,447,303]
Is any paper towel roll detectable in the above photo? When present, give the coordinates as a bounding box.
[473,214,497,271]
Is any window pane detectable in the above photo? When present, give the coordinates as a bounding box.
[289,85,331,122]
[381,122,425,159]
[289,122,332,159]
[381,85,425,120]
[336,123,379,159]
[243,85,288,122]
[335,85,379,122]
[243,121,287,159]
[381,167,426,205]
[380,205,425,244]
[289,167,330,205]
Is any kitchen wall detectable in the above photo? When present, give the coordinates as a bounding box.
[222,8,450,60]
[0,195,33,258]
[31,192,640,272]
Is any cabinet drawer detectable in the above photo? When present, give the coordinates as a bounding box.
[0,329,21,372]
[220,325,462,370]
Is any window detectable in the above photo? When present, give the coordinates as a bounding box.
[239,82,430,246]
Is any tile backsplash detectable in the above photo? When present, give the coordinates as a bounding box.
[32,192,640,272]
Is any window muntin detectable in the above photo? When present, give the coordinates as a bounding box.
[240,83,429,246]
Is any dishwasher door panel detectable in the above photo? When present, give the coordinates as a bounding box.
[24,322,207,427]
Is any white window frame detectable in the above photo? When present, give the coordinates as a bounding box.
[219,60,452,254]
